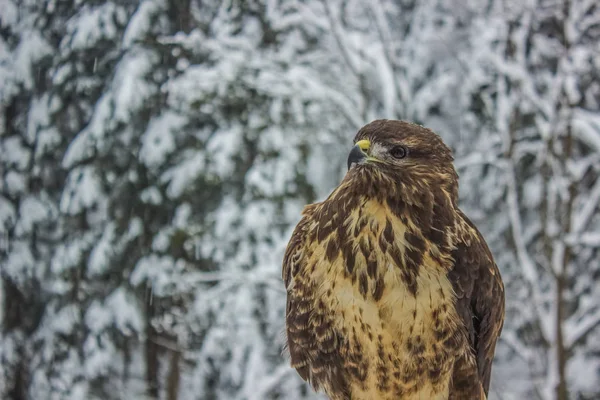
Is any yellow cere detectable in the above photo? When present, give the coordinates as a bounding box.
[355,139,371,152]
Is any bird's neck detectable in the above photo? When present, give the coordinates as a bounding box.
[337,175,457,254]
[328,171,456,229]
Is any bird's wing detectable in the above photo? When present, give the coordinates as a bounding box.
[282,206,347,395]
[282,213,314,382]
[448,211,505,395]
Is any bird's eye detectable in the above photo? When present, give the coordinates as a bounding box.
[390,146,408,159]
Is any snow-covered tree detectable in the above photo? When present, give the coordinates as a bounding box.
[46,0,352,398]
[459,1,600,398]
[0,1,91,397]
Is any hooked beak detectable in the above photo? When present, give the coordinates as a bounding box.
[347,139,371,170]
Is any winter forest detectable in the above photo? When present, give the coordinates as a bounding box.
[1,0,600,399]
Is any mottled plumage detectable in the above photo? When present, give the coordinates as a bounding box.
[283,120,505,400]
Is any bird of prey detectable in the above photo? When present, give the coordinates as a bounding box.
[282,120,505,400]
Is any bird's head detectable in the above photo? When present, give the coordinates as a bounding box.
[345,119,459,204]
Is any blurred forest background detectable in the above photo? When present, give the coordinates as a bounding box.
[1,0,600,399]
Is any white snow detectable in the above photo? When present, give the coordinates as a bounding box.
[3,242,34,283]
[12,31,52,90]
[162,151,206,199]
[123,0,165,48]
[3,171,26,196]
[88,223,116,276]
[15,195,49,235]
[63,3,123,51]
[573,108,600,152]
[2,136,31,169]
[59,166,102,214]
[113,50,158,122]
[86,287,142,336]
[140,186,163,205]
[130,254,177,295]
[139,111,185,168]
[0,0,17,28]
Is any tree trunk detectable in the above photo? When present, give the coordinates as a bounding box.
[3,278,28,400]
[166,349,181,400]
[555,273,568,400]
[145,289,160,399]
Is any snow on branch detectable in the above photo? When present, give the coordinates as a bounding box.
[566,231,600,247]
[570,0,600,41]
[505,161,553,342]
[572,176,600,234]
[500,330,535,364]
[245,365,294,400]
[565,307,600,350]
[366,0,401,115]
[573,108,600,153]
[322,0,362,78]
[193,269,286,295]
